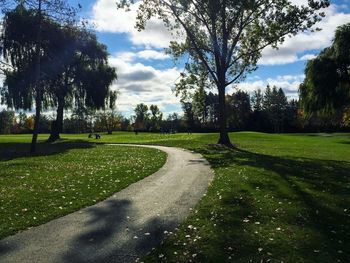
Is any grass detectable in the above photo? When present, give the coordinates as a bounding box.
[1,132,350,262]
[66,132,350,262]
[0,137,166,239]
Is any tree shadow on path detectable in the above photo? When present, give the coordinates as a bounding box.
[59,199,179,263]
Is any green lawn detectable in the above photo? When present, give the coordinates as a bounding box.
[1,132,349,262]
[0,137,166,239]
[69,132,350,262]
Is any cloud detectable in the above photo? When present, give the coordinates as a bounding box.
[108,54,182,116]
[122,71,156,83]
[115,50,170,63]
[259,4,350,65]
[234,75,305,99]
[137,50,170,60]
[91,0,174,48]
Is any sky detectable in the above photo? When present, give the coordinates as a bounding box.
[2,0,350,117]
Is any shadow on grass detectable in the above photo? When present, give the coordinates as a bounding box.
[191,145,350,262]
[0,140,95,161]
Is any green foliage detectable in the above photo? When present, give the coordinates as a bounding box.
[0,109,14,134]
[263,86,289,133]
[227,90,251,131]
[1,3,116,144]
[300,23,350,115]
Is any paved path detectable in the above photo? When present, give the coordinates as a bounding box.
[0,145,214,263]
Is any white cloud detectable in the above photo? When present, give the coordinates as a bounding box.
[259,4,350,65]
[108,54,182,116]
[137,50,170,60]
[299,54,317,61]
[234,75,305,99]
[92,0,174,48]
[115,49,170,63]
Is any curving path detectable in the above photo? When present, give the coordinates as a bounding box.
[0,144,214,263]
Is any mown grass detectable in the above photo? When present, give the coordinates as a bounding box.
[1,132,349,262]
[0,137,166,239]
[64,132,350,262]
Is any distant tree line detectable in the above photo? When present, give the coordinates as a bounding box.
[2,84,349,135]
[180,86,350,133]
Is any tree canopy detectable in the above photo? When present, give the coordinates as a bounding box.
[300,23,350,115]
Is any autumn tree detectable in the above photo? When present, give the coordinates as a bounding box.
[119,0,329,146]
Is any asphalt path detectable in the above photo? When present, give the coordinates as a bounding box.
[0,144,214,263]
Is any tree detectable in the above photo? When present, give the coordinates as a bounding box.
[263,86,288,133]
[134,103,149,131]
[0,109,14,134]
[95,91,121,135]
[250,89,266,131]
[192,86,207,124]
[206,92,219,128]
[300,23,350,116]
[227,90,251,131]
[181,101,195,132]
[47,27,117,142]
[120,0,329,146]
[1,1,76,152]
[149,105,163,132]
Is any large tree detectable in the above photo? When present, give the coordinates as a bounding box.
[300,23,350,116]
[1,4,116,143]
[1,0,75,152]
[119,0,329,145]
[47,27,117,142]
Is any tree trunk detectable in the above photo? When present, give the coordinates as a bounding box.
[30,0,42,154]
[48,96,64,142]
[217,84,232,146]
[30,91,42,153]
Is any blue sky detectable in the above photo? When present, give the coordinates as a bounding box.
[2,0,350,116]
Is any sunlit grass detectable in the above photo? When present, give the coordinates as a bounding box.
[1,132,349,262]
[0,140,166,239]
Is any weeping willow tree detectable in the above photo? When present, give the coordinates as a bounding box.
[46,28,117,142]
[0,0,76,153]
[300,23,350,116]
[1,3,117,144]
